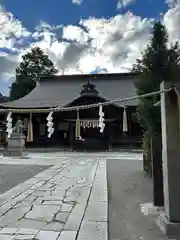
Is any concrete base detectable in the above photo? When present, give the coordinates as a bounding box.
[3,133,28,158]
[156,212,180,238]
[3,149,28,158]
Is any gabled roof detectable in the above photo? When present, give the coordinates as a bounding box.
[0,72,138,109]
[0,94,8,103]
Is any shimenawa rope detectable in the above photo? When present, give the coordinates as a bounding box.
[0,87,173,113]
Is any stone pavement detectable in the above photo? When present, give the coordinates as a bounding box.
[0,153,108,240]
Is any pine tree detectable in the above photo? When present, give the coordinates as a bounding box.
[133,21,180,136]
[133,21,180,179]
[9,47,58,101]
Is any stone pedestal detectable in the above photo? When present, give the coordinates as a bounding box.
[157,213,180,237]
[157,81,180,237]
[4,133,27,157]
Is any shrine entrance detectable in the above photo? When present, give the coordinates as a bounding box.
[0,79,143,150]
[67,119,110,150]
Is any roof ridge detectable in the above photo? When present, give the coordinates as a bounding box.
[40,72,138,82]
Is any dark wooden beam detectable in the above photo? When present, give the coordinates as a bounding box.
[151,134,164,207]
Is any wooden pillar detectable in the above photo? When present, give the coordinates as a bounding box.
[151,134,164,207]
[128,108,131,135]
[157,81,180,237]
[69,123,73,150]
[108,123,112,151]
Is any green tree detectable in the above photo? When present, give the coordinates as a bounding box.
[133,21,180,178]
[9,47,58,100]
[133,21,180,136]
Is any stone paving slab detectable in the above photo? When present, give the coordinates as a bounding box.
[77,221,108,240]
[0,153,108,239]
[36,230,60,240]
[57,230,77,240]
[0,235,15,240]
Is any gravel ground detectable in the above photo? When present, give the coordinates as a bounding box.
[0,164,50,194]
[107,158,169,240]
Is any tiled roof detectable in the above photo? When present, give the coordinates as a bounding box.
[0,72,138,109]
[0,94,8,103]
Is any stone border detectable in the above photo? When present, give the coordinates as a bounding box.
[77,159,108,240]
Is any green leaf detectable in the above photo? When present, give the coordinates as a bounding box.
[9,47,58,101]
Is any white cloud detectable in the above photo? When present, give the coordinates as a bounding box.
[1,2,180,95]
[0,5,30,49]
[117,0,136,9]
[165,0,180,8]
[163,4,180,43]
[72,0,83,5]
[63,25,90,44]
[0,4,31,94]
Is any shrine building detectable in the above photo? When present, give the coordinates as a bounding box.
[0,72,143,150]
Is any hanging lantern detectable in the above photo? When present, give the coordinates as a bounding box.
[75,109,81,139]
[6,112,13,138]
[123,105,128,133]
[27,112,34,142]
[98,105,105,133]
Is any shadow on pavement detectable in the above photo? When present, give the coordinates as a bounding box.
[107,158,169,240]
[0,164,51,194]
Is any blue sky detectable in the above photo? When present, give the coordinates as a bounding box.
[4,0,168,29]
[0,0,179,95]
